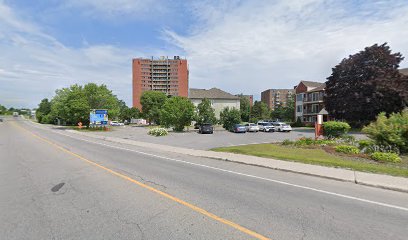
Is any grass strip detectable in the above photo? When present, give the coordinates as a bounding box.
[212,144,408,177]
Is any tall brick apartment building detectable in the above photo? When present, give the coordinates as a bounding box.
[132,56,189,109]
[261,89,294,110]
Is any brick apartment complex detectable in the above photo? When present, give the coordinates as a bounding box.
[294,81,328,124]
[132,56,189,109]
[261,89,294,110]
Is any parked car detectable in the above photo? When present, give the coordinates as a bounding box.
[272,122,292,132]
[245,123,259,132]
[198,123,214,134]
[231,124,247,133]
[110,121,124,126]
[257,122,275,132]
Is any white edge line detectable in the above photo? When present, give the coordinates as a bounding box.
[23,120,408,212]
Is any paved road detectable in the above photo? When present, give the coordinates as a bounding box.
[90,125,366,150]
[1,117,407,239]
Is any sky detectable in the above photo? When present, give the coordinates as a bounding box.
[1,0,408,108]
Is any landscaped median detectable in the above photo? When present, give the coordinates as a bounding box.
[212,142,408,177]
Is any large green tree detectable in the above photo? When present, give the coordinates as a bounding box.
[36,98,52,123]
[220,107,241,130]
[196,98,216,125]
[238,95,251,122]
[83,83,120,119]
[140,91,167,124]
[325,43,408,127]
[49,83,120,125]
[251,101,270,122]
[160,97,195,131]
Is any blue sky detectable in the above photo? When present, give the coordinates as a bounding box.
[1,0,408,108]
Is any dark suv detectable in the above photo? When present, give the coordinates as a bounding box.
[198,123,214,134]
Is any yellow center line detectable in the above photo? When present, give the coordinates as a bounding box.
[12,122,271,240]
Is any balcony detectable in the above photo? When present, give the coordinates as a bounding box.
[303,96,324,103]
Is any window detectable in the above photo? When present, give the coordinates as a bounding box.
[296,94,303,101]
[297,106,302,112]
[312,104,319,113]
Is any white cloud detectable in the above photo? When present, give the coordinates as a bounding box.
[0,1,139,108]
[165,0,408,99]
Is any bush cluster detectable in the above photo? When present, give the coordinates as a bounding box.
[370,152,401,163]
[335,145,360,154]
[363,110,408,154]
[357,139,399,154]
[148,127,168,137]
[282,138,335,147]
[323,121,351,139]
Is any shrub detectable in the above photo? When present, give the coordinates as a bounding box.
[160,97,195,132]
[220,107,241,130]
[315,139,336,146]
[148,127,168,137]
[363,110,408,154]
[294,137,314,146]
[323,121,351,139]
[335,145,360,154]
[358,140,375,149]
[339,134,356,145]
[370,152,401,163]
[282,139,294,145]
[291,117,304,127]
[294,138,336,147]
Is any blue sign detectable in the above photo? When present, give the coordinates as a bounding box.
[90,109,108,125]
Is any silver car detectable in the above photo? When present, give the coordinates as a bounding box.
[257,122,275,132]
[245,123,260,132]
[272,122,292,132]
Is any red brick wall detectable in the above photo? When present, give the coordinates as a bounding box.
[261,90,272,109]
[177,59,189,97]
[132,59,142,109]
[295,82,308,94]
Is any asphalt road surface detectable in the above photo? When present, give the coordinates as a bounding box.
[1,117,407,240]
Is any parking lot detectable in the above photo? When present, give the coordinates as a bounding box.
[91,126,367,150]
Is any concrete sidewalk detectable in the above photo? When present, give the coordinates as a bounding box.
[65,129,408,193]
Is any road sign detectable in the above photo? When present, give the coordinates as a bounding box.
[90,109,108,126]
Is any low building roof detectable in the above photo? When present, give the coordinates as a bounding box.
[306,83,326,93]
[300,81,323,88]
[189,88,239,100]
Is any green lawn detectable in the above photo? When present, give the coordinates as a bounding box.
[212,144,408,177]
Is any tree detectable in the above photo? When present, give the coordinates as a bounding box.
[119,106,141,122]
[48,83,120,125]
[238,95,251,122]
[118,100,140,122]
[220,107,241,130]
[140,91,167,124]
[196,98,216,125]
[83,83,120,119]
[160,97,195,131]
[325,43,408,127]
[36,98,52,123]
[0,104,7,115]
[251,101,270,122]
[270,96,295,122]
